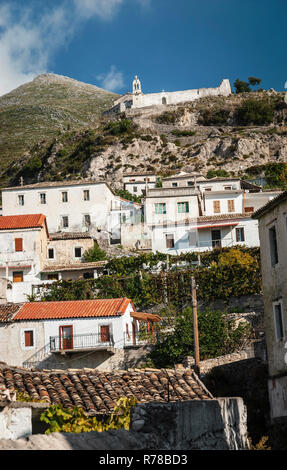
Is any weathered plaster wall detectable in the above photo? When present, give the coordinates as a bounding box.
[0,397,249,450]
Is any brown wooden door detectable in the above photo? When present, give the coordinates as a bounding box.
[100,325,110,343]
[60,326,73,350]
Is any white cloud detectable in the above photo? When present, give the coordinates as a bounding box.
[96,65,124,91]
[0,0,150,96]
[0,3,75,96]
[73,0,124,20]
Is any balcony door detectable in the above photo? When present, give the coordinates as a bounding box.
[60,325,73,350]
[211,230,221,248]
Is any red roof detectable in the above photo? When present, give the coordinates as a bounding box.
[0,214,47,231]
[13,298,132,321]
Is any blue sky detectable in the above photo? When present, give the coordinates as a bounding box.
[0,0,286,96]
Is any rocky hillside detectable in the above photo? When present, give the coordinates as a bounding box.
[1,80,287,191]
[0,74,117,187]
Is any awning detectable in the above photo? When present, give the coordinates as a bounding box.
[196,222,238,230]
[131,312,162,323]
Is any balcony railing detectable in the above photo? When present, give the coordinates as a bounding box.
[49,333,115,352]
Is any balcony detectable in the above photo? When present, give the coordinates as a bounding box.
[49,333,116,354]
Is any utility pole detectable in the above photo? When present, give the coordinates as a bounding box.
[191,276,200,376]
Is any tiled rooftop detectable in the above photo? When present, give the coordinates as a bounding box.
[13,298,132,321]
[50,232,93,240]
[42,261,107,272]
[0,365,213,414]
[0,214,47,231]
[0,304,22,323]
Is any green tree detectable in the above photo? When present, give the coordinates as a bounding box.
[83,243,107,262]
[248,76,262,88]
[234,79,251,94]
[235,99,274,126]
[148,307,251,368]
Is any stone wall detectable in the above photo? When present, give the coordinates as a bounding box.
[202,358,269,444]
[0,397,249,450]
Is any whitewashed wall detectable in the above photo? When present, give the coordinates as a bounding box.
[2,183,117,234]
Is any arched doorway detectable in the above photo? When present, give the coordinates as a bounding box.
[162,97,167,105]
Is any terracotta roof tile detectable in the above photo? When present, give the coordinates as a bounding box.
[0,303,23,323]
[13,298,132,321]
[0,214,47,231]
[0,365,213,414]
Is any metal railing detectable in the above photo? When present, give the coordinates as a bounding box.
[49,333,115,352]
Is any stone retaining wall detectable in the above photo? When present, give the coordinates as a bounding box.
[0,397,249,450]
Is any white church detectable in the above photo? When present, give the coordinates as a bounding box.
[103,75,232,116]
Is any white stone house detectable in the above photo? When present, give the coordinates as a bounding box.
[0,214,49,304]
[0,298,161,370]
[1,180,119,240]
[253,192,287,433]
[144,178,263,254]
[123,171,157,196]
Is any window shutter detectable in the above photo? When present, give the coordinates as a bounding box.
[228,200,235,212]
[15,238,23,252]
[24,331,34,347]
[213,200,221,213]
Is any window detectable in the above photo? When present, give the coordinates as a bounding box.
[228,200,235,213]
[155,203,166,214]
[213,200,221,213]
[13,271,23,283]
[274,301,284,341]
[62,216,69,228]
[24,331,34,348]
[62,191,68,203]
[205,188,212,191]
[100,325,111,342]
[18,195,24,206]
[245,207,254,213]
[224,186,232,190]
[172,182,178,188]
[83,190,90,201]
[236,227,245,242]
[83,214,91,227]
[177,202,189,213]
[133,186,138,193]
[40,193,46,204]
[165,233,175,249]
[269,225,278,266]
[15,238,23,252]
[188,231,197,247]
[47,273,59,281]
[187,181,193,187]
[74,247,82,258]
[48,248,54,259]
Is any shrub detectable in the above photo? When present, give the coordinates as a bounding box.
[40,397,138,434]
[148,307,252,368]
[206,169,230,179]
[83,243,107,262]
[105,119,134,136]
[235,99,274,126]
[199,108,230,126]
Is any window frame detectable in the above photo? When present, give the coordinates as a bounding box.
[83,189,90,201]
[269,225,279,267]
[15,238,23,252]
[177,201,189,214]
[155,203,167,215]
[61,216,69,229]
[273,299,284,342]
[18,194,24,206]
[21,328,36,350]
